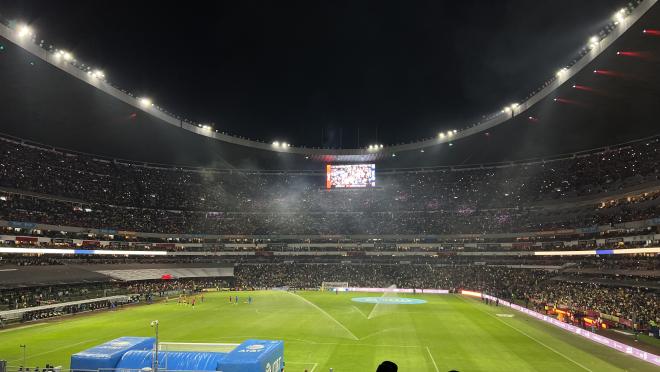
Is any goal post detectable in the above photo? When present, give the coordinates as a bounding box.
[321,282,349,291]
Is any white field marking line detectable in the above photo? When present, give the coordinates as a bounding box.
[311,362,318,372]
[426,346,440,372]
[352,305,368,318]
[8,338,100,363]
[458,296,593,372]
[0,322,48,333]
[285,291,358,340]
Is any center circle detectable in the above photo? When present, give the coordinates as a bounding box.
[351,297,427,305]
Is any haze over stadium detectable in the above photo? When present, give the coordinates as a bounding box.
[0,0,659,371]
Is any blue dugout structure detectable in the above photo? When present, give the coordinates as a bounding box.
[71,337,284,372]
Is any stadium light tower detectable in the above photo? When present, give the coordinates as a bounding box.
[150,320,159,372]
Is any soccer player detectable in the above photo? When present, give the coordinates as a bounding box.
[229,295,232,303]
[235,295,239,304]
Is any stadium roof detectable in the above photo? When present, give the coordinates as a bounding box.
[0,1,659,169]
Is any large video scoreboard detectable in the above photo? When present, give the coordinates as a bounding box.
[326,164,376,189]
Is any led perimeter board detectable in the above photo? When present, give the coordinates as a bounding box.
[326,164,376,189]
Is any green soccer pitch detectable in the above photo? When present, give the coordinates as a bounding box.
[0,291,656,371]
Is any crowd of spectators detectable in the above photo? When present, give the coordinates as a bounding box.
[1,190,659,236]
[0,135,658,236]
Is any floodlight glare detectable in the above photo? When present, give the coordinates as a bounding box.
[16,24,33,38]
[614,9,626,22]
[589,36,599,44]
[272,141,280,147]
[439,132,445,139]
[61,51,73,61]
[139,97,153,107]
[91,70,105,79]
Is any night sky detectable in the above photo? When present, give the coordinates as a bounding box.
[0,0,629,148]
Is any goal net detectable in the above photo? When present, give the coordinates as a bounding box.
[321,282,349,291]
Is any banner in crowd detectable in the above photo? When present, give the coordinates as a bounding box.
[600,313,634,328]
[8,221,37,229]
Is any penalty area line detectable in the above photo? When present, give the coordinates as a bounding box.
[458,296,593,372]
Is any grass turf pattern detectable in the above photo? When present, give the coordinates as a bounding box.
[0,291,656,371]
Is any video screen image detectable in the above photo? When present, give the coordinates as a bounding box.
[326,164,376,189]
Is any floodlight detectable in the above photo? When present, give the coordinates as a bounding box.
[614,9,626,22]
[16,24,33,38]
[139,97,153,107]
[61,50,73,61]
[91,69,105,79]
